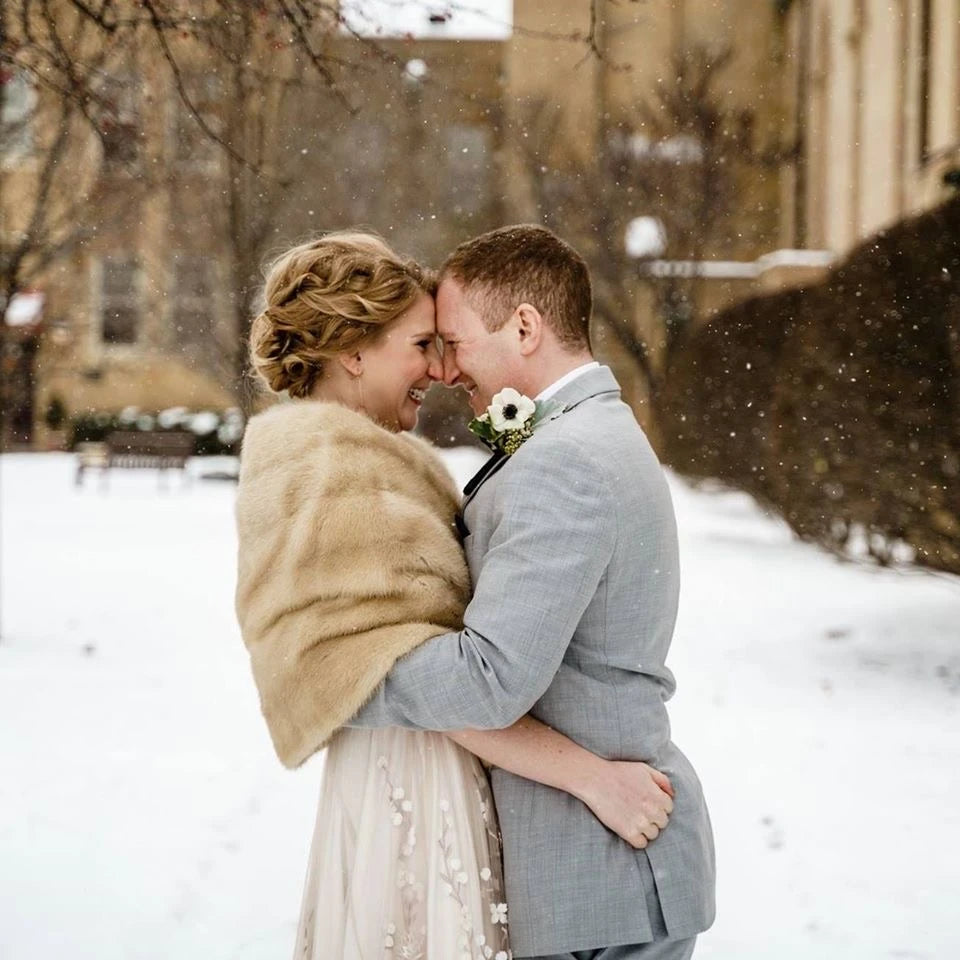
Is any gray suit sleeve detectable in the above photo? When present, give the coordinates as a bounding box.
[347,438,616,730]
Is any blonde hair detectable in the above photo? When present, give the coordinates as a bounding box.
[249,231,435,398]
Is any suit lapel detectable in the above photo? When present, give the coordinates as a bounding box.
[458,365,622,520]
[463,449,508,498]
[458,451,510,530]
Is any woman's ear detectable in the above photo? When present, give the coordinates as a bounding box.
[337,352,363,378]
[515,303,543,356]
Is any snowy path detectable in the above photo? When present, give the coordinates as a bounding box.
[1,452,958,960]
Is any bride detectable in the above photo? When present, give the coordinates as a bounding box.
[234,231,674,959]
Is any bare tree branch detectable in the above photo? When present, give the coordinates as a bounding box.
[64,0,119,32]
[139,0,261,171]
[275,0,355,112]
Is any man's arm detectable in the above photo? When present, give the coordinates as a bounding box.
[447,718,673,849]
[348,437,616,730]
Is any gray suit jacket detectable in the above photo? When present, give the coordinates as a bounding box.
[350,366,716,956]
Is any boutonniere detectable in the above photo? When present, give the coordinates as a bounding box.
[468,387,558,456]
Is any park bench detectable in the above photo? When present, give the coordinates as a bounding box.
[75,430,196,487]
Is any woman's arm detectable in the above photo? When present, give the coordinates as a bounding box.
[447,716,673,849]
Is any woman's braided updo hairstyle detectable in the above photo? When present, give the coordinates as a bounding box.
[249,231,435,398]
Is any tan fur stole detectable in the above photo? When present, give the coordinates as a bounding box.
[235,401,470,768]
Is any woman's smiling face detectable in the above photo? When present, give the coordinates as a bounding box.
[357,293,443,432]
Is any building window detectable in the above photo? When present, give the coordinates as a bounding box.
[0,70,36,161]
[173,75,221,170]
[101,256,140,344]
[338,122,388,219]
[172,255,215,347]
[96,72,142,169]
[444,124,491,216]
[918,0,932,163]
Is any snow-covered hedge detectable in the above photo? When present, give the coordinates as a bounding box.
[661,195,960,575]
[70,407,245,456]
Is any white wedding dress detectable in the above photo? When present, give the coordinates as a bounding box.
[293,727,512,960]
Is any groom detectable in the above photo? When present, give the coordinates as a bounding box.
[350,224,715,959]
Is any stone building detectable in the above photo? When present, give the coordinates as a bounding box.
[504,0,957,416]
[4,0,957,447]
[5,3,507,448]
[780,0,959,255]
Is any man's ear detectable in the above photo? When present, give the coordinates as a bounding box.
[337,352,363,378]
[514,303,543,357]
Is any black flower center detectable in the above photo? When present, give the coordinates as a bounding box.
[503,403,518,420]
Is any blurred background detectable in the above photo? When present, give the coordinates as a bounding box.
[1,2,958,958]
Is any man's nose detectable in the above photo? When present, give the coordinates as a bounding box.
[442,351,460,387]
[425,345,443,382]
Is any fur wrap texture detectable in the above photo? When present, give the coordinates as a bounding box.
[235,401,470,769]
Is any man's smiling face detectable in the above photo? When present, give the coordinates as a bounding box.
[436,276,519,416]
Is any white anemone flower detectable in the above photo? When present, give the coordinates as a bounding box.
[488,388,535,432]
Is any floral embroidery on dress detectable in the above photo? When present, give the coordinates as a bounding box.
[380,758,426,960]
[377,751,512,960]
[440,784,512,960]
[297,904,315,957]
[473,769,505,871]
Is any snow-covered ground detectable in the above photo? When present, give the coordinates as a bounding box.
[1,452,958,960]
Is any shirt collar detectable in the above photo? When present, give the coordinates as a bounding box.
[534,361,600,404]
